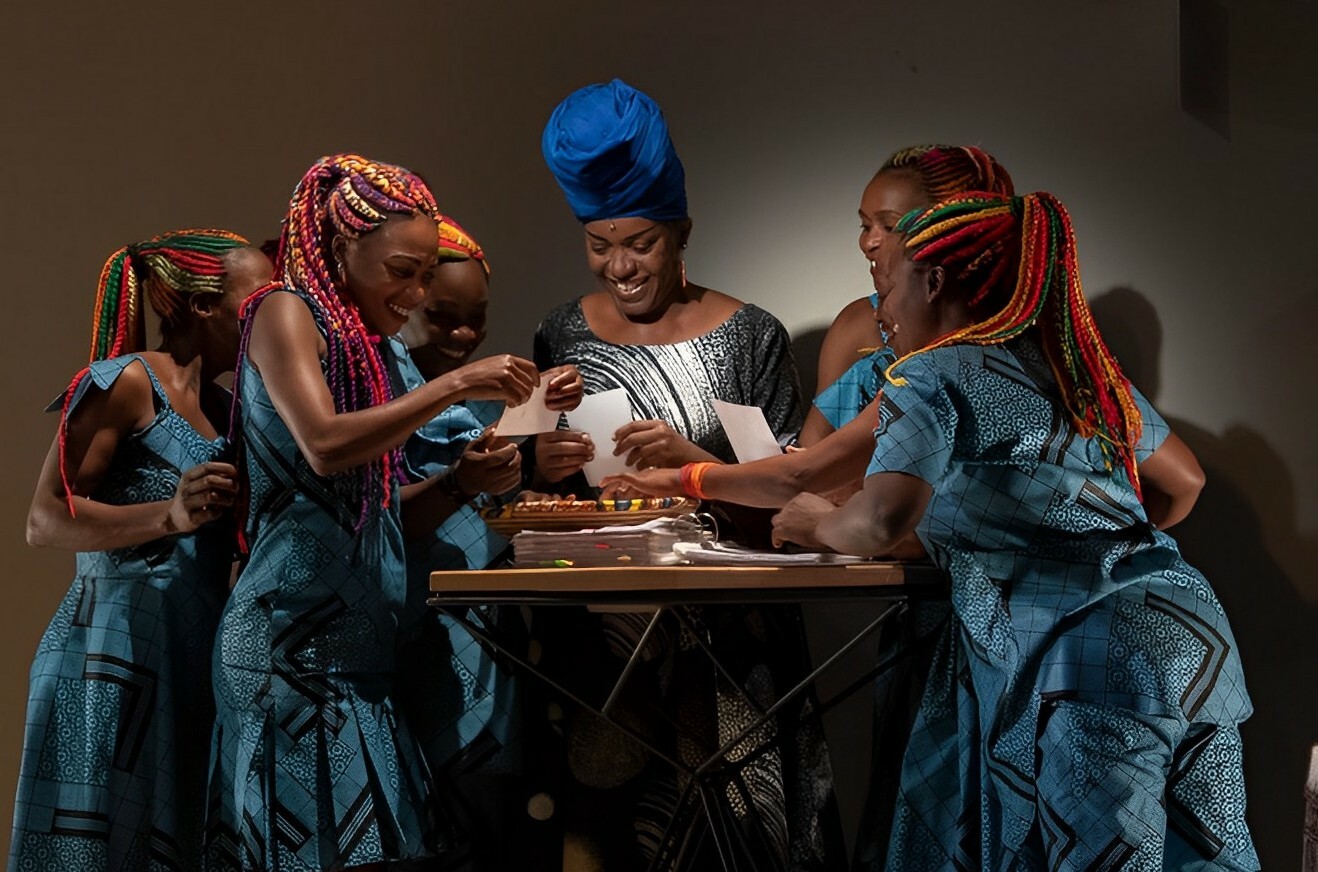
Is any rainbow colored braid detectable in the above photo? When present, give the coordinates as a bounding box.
[437,215,490,276]
[62,229,250,514]
[881,144,1015,200]
[235,154,438,534]
[888,192,1144,495]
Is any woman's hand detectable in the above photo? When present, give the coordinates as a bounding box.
[599,468,683,499]
[452,354,540,406]
[535,430,594,483]
[166,461,238,534]
[543,365,584,411]
[612,420,707,470]
[453,429,522,497]
[770,492,837,549]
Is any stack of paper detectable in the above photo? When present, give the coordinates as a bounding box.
[512,517,703,568]
[671,540,868,566]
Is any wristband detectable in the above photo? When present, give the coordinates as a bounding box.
[679,461,717,501]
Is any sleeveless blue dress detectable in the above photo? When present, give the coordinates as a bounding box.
[9,356,231,872]
[207,291,436,871]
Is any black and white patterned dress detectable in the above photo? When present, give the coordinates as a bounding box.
[530,298,846,871]
[534,299,803,461]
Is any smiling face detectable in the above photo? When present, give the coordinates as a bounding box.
[858,169,929,294]
[872,242,945,358]
[404,257,490,379]
[335,211,439,336]
[582,217,689,321]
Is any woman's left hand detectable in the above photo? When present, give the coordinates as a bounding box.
[543,365,584,411]
[613,419,702,470]
[771,492,837,549]
[454,429,522,497]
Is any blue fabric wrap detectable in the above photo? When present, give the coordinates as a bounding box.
[541,78,688,223]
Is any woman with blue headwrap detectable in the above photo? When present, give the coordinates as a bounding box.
[531,79,841,872]
[533,78,802,481]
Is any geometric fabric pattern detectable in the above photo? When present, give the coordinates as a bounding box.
[10,355,233,871]
[534,299,805,463]
[813,346,895,430]
[864,338,1259,871]
[207,292,438,871]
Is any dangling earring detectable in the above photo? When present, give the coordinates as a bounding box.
[680,259,687,289]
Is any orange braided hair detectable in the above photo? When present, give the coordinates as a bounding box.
[881,144,1014,200]
[437,215,489,276]
[888,192,1144,494]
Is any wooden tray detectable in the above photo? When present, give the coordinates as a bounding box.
[481,498,697,536]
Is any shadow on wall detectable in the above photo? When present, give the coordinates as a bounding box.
[790,327,826,406]
[1091,286,1318,870]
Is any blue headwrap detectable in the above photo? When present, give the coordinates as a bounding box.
[541,79,688,224]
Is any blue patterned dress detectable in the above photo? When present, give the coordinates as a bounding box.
[207,291,436,871]
[387,338,515,770]
[10,356,231,872]
[868,338,1258,871]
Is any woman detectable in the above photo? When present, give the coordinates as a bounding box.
[802,145,1014,447]
[391,215,582,870]
[532,79,841,872]
[207,154,540,872]
[12,230,272,871]
[533,78,803,485]
[771,191,1257,870]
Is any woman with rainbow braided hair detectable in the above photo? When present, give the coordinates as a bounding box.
[389,215,582,869]
[767,191,1258,870]
[207,154,540,872]
[801,144,1015,447]
[11,230,272,871]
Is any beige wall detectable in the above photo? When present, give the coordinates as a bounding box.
[1,0,1314,866]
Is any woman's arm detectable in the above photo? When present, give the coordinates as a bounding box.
[604,397,879,507]
[771,471,931,558]
[249,293,538,476]
[1137,431,1204,530]
[26,364,237,551]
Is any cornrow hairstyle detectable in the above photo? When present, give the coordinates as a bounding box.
[437,215,490,277]
[233,154,439,536]
[881,144,1015,201]
[887,191,1144,495]
[61,228,251,514]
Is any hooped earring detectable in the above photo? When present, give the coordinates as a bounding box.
[334,257,346,285]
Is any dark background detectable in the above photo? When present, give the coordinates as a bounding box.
[1,1,1314,866]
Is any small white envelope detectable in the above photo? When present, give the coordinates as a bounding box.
[565,389,636,486]
[712,399,781,463]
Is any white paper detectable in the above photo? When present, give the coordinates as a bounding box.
[712,399,782,463]
[565,389,636,486]
[494,381,561,437]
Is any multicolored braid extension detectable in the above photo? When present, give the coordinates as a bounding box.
[233,154,438,536]
[437,215,490,276]
[881,144,1015,200]
[61,229,251,514]
[888,192,1145,495]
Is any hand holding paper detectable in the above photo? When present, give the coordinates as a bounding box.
[565,389,636,486]
[496,380,563,437]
